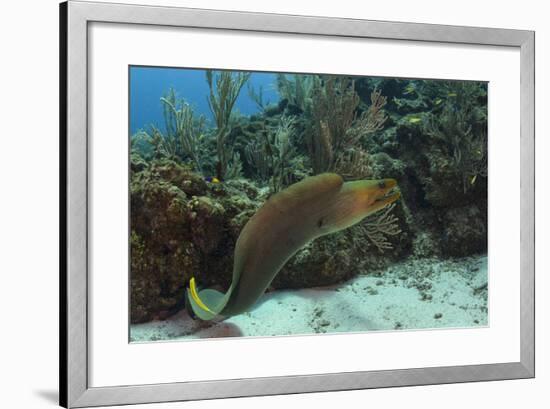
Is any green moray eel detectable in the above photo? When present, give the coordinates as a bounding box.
[186,173,400,321]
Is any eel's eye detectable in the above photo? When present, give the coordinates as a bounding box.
[317,218,325,228]
[378,181,386,189]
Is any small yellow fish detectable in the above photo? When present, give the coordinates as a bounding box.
[470,175,477,185]
[408,117,422,124]
[434,98,442,105]
[204,176,221,183]
[447,92,457,97]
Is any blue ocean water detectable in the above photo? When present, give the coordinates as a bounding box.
[129,66,279,134]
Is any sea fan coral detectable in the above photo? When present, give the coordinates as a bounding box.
[306,77,387,178]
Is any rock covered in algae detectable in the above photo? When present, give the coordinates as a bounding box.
[440,204,487,257]
[393,121,488,257]
[130,157,269,323]
[130,159,200,323]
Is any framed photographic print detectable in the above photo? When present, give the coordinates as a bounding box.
[60,1,535,407]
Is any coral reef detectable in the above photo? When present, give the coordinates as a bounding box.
[440,205,487,257]
[276,73,320,114]
[244,116,297,193]
[129,157,253,323]
[354,77,488,256]
[129,70,488,323]
[206,70,251,180]
[305,77,387,178]
[134,88,207,172]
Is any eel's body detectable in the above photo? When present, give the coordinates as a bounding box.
[186,173,400,320]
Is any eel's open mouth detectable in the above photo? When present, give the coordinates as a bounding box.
[375,189,401,207]
[373,179,401,208]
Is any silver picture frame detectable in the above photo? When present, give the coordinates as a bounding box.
[60,1,535,407]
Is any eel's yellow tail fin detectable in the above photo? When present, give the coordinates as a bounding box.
[189,277,215,314]
[186,277,228,321]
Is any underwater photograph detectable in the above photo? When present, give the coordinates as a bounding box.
[128,66,488,342]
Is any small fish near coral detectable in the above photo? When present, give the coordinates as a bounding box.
[204,176,221,184]
[186,173,400,320]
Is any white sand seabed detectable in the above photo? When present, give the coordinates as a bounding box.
[130,255,488,342]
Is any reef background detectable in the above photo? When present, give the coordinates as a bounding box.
[129,70,488,327]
